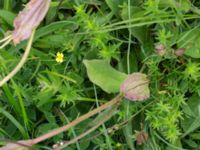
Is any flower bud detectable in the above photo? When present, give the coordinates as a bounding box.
[155,43,165,56]
[135,131,148,145]
[120,73,150,101]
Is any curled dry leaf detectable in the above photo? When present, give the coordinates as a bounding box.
[0,140,32,150]
[175,48,185,56]
[135,131,149,145]
[120,73,150,101]
[12,0,51,45]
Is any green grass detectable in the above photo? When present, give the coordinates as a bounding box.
[1,0,200,149]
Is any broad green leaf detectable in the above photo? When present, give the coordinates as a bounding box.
[36,123,63,142]
[46,4,57,24]
[36,73,62,107]
[190,133,200,140]
[75,0,102,5]
[159,0,191,12]
[166,139,183,150]
[0,10,15,26]
[121,6,149,45]
[10,20,78,51]
[105,0,122,14]
[177,28,200,58]
[183,139,198,148]
[120,51,138,73]
[181,94,200,137]
[83,59,127,93]
[35,34,67,48]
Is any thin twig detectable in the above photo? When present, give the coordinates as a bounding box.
[0,35,12,43]
[55,106,118,150]
[31,95,123,145]
[79,100,155,143]
[0,38,12,49]
[0,140,34,150]
[0,30,35,87]
[0,95,122,150]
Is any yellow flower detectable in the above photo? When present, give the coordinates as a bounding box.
[56,52,64,63]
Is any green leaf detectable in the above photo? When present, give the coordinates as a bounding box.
[105,0,122,14]
[0,107,28,138]
[35,34,67,48]
[10,20,78,51]
[181,94,200,137]
[159,0,191,12]
[89,107,115,127]
[190,133,200,140]
[46,4,57,24]
[121,6,149,45]
[0,10,15,26]
[83,59,127,93]
[177,28,200,58]
[2,84,21,115]
[36,123,63,142]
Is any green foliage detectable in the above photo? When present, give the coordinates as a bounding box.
[1,0,200,149]
[146,94,184,142]
[0,10,15,26]
[182,94,200,137]
[83,59,127,93]
[178,28,200,58]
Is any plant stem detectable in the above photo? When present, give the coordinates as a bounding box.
[0,30,35,87]
[56,106,117,150]
[0,95,123,150]
[3,0,12,11]
[124,1,135,150]
[94,85,113,150]
[31,95,123,145]
[55,108,81,150]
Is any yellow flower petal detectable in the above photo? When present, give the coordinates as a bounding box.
[56,52,64,63]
